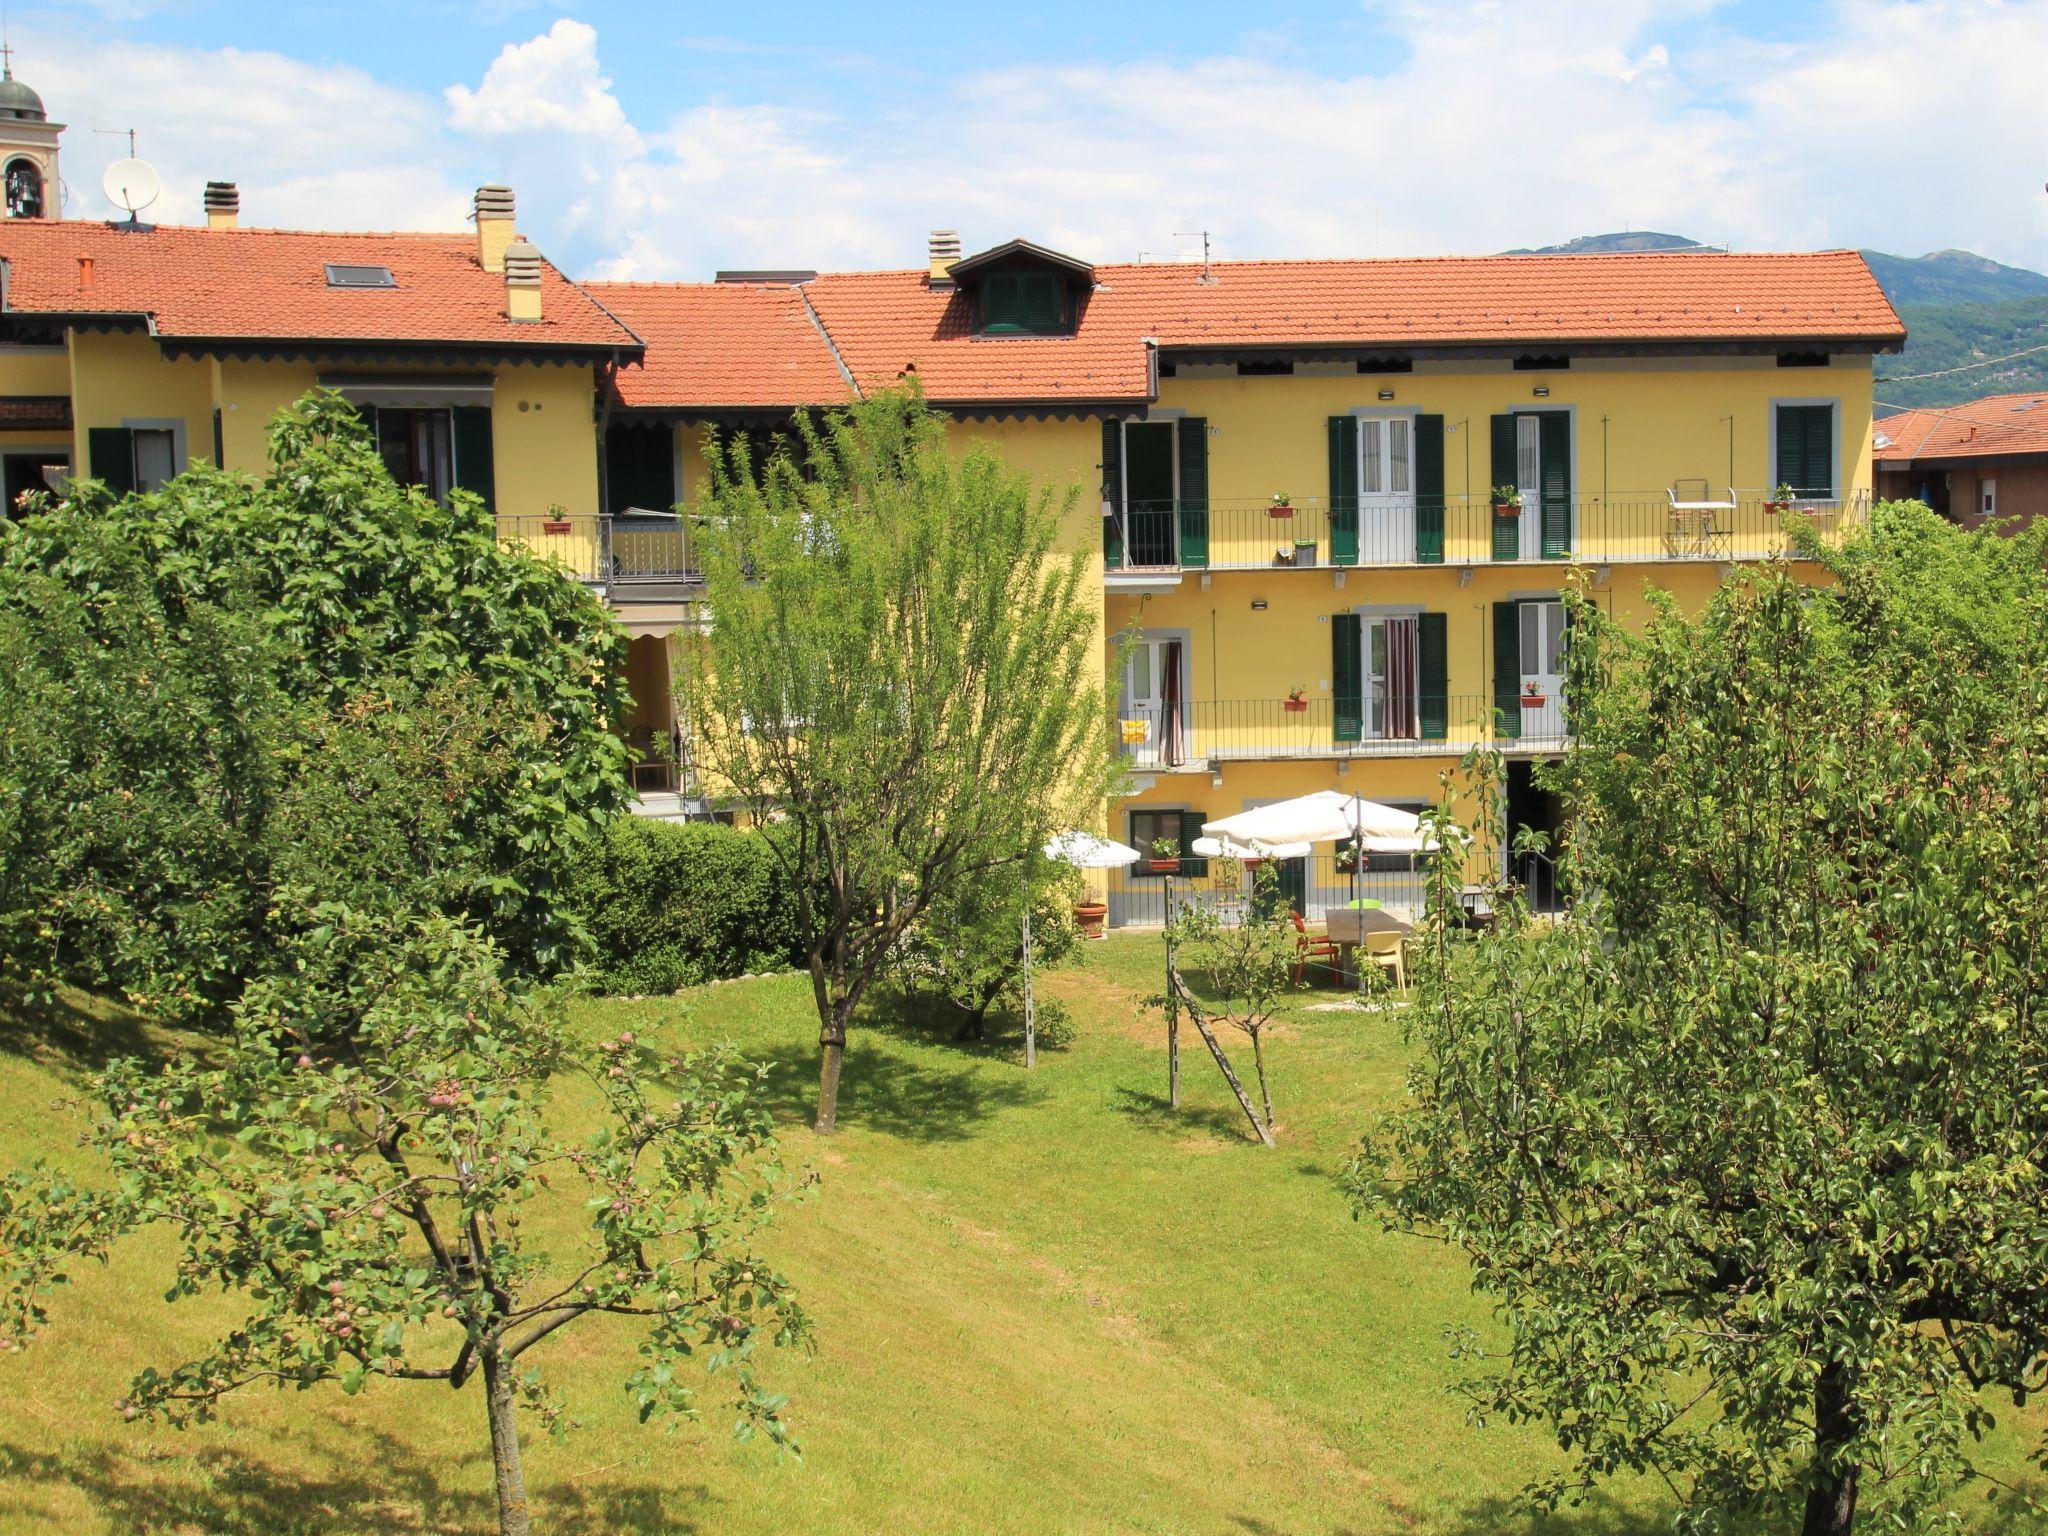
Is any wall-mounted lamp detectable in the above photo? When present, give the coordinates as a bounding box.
[1377,388,1395,401]
[1251,598,1267,611]
[1532,385,1550,398]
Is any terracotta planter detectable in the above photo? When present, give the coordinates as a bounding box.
[1493,502,1521,517]
[1282,698,1309,713]
[1073,900,1107,938]
[1520,693,1547,709]
[1763,500,1791,515]
[1147,858,1180,875]
[1267,504,1295,519]
[541,519,574,534]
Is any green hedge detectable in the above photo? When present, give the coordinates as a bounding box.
[565,818,806,994]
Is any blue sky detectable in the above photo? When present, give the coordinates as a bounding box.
[17,1,2047,279]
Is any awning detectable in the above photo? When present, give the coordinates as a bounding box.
[317,372,496,409]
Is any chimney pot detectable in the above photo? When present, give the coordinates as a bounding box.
[78,256,93,291]
[503,238,543,323]
[928,228,962,285]
[203,181,239,230]
[474,184,516,274]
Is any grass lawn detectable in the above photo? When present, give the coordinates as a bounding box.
[3,936,2045,1534]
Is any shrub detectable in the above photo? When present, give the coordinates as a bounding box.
[564,819,804,994]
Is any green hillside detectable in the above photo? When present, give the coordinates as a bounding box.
[1502,231,1712,255]
[1877,297,2048,413]
[1861,248,2048,306]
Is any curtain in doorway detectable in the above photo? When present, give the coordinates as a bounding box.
[1163,639,1186,766]
[1385,618,1417,739]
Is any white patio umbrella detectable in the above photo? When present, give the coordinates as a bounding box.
[1019,832,1143,1069]
[1191,834,1313,860]
[1205,791,1427,992]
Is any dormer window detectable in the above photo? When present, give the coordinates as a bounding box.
[948,237,1093,338]
[325,263,396,289]
[981,270,1064,335]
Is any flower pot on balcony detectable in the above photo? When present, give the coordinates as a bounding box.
[1267,503,1295,519]
[1147,858,1181,875]
[1493,501,1521,518]
[1763,500,1791,515]
[1282,698,1309,713]
[1520,692,1548,709]
[1073,899,1108,938]
[541,519,574,534]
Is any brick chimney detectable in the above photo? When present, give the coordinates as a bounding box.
[504,239,542,323]
[203,181,239,230]
[474,184,516,274]
[927,229,961,285]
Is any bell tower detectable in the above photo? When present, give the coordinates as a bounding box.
[0,47,62,220]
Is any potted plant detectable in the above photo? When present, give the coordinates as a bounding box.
[1267,492,1295,519]
[1492,485,1523,517]
[541,503,575,534]
[1073,896,1109,938]
[1282,686,1309,714]
[1519,676,1548,708]
[1763,483,1798,514]
[1292,538,1318,567]
[1147,836,1182,875]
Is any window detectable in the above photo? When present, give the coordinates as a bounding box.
[1981,478,1997,518]
[1513,354,1570,371]
[605,420,678,513]
[1127,808,1206,877]
[87,423,184,495]
[1357,416,1412,497]
[377,408,454,501]
[131,429,177,493]
[1777,351,1829,369]
[1772,402,1837,499]
[325,263,397,288]
[980,270,1064,335]
[1363,614,1420,740]
[1236,359,1294,376]
[2,451,67,513]
[1355,357,1413,375]
[4,157,41,219]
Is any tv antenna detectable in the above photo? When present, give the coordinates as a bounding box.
[97,130,160,229]
[1174,230,1215,283]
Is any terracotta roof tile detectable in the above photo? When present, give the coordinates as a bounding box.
[586,281,852,410]
[1873,390,2048,461]
[0,221,637,351]
[794,249,1905,406]
[0,394,70,429]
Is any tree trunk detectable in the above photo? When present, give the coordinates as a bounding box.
[480,1344,531,1536]
[1250,1033,1274,1132]
[1801,1363,1860,1536]
[815,1011,847,1134]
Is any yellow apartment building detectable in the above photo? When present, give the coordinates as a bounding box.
[0,72,1905,924]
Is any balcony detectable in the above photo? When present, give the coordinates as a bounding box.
[1102,490,1870,579]
[1116,693,1570,768]
[496,512,701,599]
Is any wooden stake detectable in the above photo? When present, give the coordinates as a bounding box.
[1022,900,1036,1070]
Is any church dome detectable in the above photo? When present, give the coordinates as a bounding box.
[0,68,45,124]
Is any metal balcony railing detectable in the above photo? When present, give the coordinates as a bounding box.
[1115,692,1571,766]
[496,512,701,591]
[1102,490,1870,574]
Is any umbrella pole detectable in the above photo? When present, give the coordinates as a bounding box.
[1352,804,1365,994]
[1022,895,1035,1070]
[1165,872,1180,1108]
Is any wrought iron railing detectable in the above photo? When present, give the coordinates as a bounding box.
[1101,490,1870,574]
[495,512,700,589]
[1115,693,1571,766]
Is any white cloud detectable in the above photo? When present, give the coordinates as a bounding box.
[15,0,2046,282]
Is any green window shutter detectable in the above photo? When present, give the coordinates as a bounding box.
[1418,611,1448,740]
[1775,404,1833,497]
[983,272,1062,334]
[1177,417,1208,568]
[1327,416,1359,565]
[1489,414,1519,560]
[1101,418,1124,569]
[1414,414,1445,564]
[1178,809,1209,878]
[88,427,136,494]
[605,422,677,514]
[982,273,1018,332]
[212,408,224,468]
[452,406,495,511]
[1539,411,1572,559]
[1332,612,1363,744]
[1019,273,1063,333]
[1493,601,1522,741]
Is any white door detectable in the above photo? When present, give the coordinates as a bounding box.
[1357,416,1416,563]
[1515,415,1542,560]
[1518,600,1566,742]
[1362,615,1419,740]
[1123,638,1170,764]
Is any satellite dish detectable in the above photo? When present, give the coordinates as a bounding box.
[102,157,160,216]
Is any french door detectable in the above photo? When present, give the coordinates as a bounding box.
[1122,636,1187,766]
[1363,615,1420,740]
[1357,416,1415,562]
[1518,600,1567,741]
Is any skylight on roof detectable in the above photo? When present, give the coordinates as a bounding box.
[324,263,396,289]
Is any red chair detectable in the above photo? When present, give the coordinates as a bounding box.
[1289,911,1341,985]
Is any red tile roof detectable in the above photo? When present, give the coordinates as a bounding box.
[0,394,70,429]
[0,221,638,352]
[793,249,1905,406]
[586,281,852,410]
[1873,390,2048,461]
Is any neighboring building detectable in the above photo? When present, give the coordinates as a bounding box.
[1873,390,2048,529]
[0,66,1909,914]
[588,232,1902,910]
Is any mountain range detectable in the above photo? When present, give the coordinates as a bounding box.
[1508,233,2048,411]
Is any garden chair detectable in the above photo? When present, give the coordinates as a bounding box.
[1289,911,1342,985]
